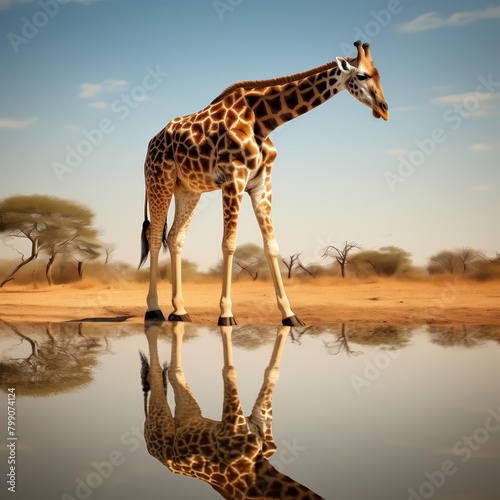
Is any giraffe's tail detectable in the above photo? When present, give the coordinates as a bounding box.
[139,351,150,416]
[139,351,169,414]
[139,219,150,269]
[139,193,168,268]
[139,351,150,390]
[139,192,150,268]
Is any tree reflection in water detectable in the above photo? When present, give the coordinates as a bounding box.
[0,320,106,397]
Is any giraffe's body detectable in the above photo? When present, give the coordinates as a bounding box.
[140,41,388,325]
[141,323,323,499]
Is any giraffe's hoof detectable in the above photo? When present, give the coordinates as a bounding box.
[218,316,237,326]
[145,310,166,323]
[168,313,192,322]
[282,315,305,327]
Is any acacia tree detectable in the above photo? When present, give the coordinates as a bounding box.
[428,248,485,275]
[456,247,484,274]
[0,195,101,286]
[428,250,458,274]
[350,246,412,277]
[44,227,101,284]
[322,241,361,278]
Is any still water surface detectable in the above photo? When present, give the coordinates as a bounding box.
[0,321,499,499]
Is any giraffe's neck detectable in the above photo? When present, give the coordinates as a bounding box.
[246,62,345,138]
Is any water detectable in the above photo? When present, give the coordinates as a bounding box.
[0,321,499,500]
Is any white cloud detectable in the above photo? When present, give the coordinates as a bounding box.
[0,0,31,9]
[433,92,474,104]
[469,143,497,153]
[0,0,98,8]
[390,106,419,113]
[397,5,500,32]
[88,101,109,109]
[132,95,151,103]
[471,184,496,192]
[79,82,103,99]
[0,117,38,129]
[425,85,451,93]
[79,79,127,99]
[102,79,127,91]
[386,148,411,157]
[66,124,84,133]
[397,12,444,32]
[432,92,500,116]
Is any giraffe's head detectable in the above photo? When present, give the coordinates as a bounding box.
[336,40,389,121]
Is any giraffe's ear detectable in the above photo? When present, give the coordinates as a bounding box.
[336,57,355,74]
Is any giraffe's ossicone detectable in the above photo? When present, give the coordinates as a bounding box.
[140,41,388,325]
[140,322,324,499]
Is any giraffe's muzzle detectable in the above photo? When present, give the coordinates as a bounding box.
[373,101,389,121]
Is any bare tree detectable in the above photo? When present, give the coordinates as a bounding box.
[235,261,259,280]
[322,241,361,278]
[102,242,117,264]
[282,253,316,279]
[282,253,301,279]
[323,325,363,357]
[296,259,316,278]
[456,247,484,274]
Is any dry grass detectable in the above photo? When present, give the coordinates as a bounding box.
[1,276,499,326]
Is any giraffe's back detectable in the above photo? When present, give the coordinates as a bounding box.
[160,91,265,193]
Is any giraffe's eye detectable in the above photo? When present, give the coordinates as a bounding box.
[357,73,369,81]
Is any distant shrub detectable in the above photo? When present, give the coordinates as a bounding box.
[349,246,414,277]
[470,259,500,281]
[428,248,486,275]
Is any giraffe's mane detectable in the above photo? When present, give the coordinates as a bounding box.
[211,58,352,104]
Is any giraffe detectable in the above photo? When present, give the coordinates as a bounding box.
[140,40,389,325]
[140,322,324,499]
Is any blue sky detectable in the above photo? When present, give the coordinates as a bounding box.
[1,0,499,271]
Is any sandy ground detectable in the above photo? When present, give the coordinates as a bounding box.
[0,278,499,326]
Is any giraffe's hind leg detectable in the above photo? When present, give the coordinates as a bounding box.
[218,179,245,326]
[145,200,170,322]
[144,153,176,322]
[166,186,201,322]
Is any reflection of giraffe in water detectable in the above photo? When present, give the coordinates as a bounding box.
[140,323,323,499]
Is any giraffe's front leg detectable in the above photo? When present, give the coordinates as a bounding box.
[249,325,290,458]
[218,181,244,326]
[249,185,305,327]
